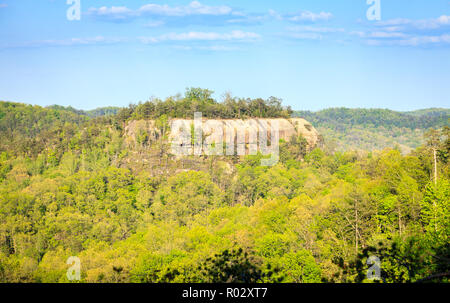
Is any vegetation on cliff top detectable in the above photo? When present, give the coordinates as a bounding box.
[118,88,293,121]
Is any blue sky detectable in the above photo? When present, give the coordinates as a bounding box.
[0,0,449,111]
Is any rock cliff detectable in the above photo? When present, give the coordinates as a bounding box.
[125,118,320,153]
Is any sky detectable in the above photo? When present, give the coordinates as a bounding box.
[0,0,449,111]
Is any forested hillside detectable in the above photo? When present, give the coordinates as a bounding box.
[0,92,449,283]
[294,108,450,153]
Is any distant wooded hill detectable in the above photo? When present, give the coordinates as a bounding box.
[293,108,450,153]
[46,105,121,118]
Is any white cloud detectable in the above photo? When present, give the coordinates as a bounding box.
[226,15,267,25]
[90,6,134,20]
[376,15,450,30]
[376,18,411,27]
[88,1,234,20]
[139,1,232,16]
[140,30,260,43]
[370,31,408,38]
[0,3,7,8]
[268,9,283,20]
[144,20,166,28]
[351,31,407,38]
[287,11,333,22]
[362,33,450,47]
[350,31,365,38]
[268,9,333,23]
[437,15,450,24]
[40,36,124,47]
[356,15,450,47]
[174,45,239,51]
[288,33,323,40]
[288,26,344,33]
[1,36,125,49]
[284,25,344,42]
[415,15,450,29]
[87,3,333,27]
[200,45,239,51]
[382,26,405,32]
[393,34,450,46]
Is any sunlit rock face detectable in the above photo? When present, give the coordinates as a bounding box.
[125,118,320,153]
[289,118,320,147]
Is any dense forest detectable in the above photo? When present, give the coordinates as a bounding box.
[0,90,449,283]
[294,108,450,153]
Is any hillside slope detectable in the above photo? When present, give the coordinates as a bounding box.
[294,108,450,153]
[0,100,449,283]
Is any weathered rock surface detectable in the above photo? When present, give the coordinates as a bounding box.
[125,118,320,152]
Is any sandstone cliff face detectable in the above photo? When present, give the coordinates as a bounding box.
[125,118,320,152]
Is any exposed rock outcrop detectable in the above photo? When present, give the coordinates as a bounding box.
[125,118,320,153]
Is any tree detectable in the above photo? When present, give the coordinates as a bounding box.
[150,171,225,225]
[198,248,265,283]
[425,129,441,185]
[420,179,450,245]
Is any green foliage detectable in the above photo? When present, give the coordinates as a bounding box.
[121,88,292,120]
[264,250,322,283]
[0,99,449,283]
[151,171,225,225]
[420,180,450,245]
[85,107,121,118]
[294,108,449,152]
[198,248,265,283]
[349,236,449,283]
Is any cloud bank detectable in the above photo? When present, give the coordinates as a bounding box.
[139,30,260,44]
[353,15,450,47]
